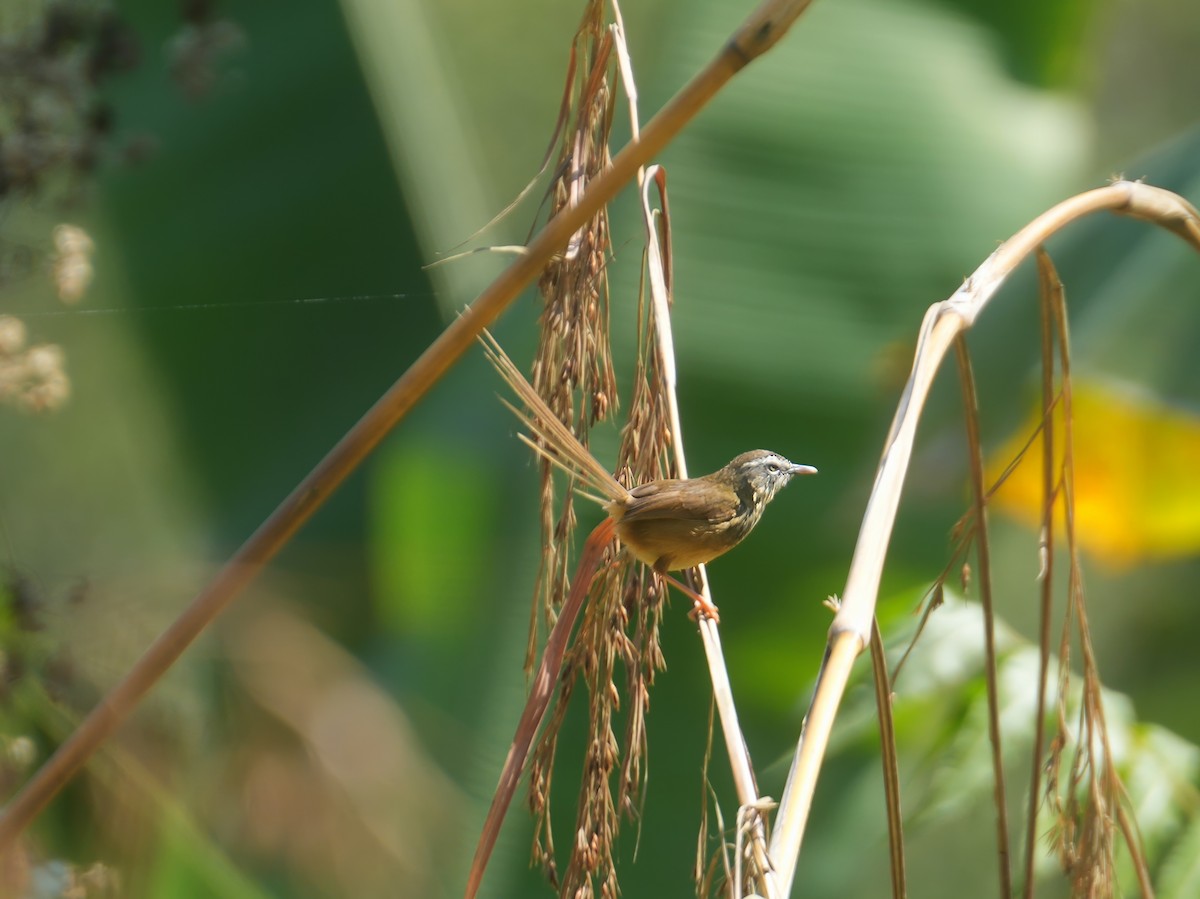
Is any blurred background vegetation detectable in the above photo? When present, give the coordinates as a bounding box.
[0,0,1198,896]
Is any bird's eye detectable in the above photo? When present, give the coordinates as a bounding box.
[766,461,782,473]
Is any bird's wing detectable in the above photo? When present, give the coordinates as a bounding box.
[620,480,739,524]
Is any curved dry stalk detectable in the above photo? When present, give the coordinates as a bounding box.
[768,180,1200,895]
[0,0,819,850]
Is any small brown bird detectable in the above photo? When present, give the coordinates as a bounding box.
[484,333,815,618]
[465,334,816,899]
[614,449,816,568]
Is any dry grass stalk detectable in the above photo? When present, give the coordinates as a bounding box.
[895,252,1149,899]
[521,7,687,896]
[520,4,633,895]
[472,147,805,898]
[1035,253,1153,898]
[768,181,1200,896]
[527,168,677,899]
[506,215,677,897]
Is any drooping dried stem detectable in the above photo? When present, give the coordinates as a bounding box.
[1022,248,1061,899]
[1038,252,1153,898]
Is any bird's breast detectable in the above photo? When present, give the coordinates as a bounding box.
[615,512,759,572]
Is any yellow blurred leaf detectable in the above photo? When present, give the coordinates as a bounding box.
[989,380,1200,566]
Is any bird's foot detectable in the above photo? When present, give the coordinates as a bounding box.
[663,574,720,624]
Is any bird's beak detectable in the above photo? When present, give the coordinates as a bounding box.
[790,463,818,476]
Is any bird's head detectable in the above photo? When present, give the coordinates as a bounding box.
[722,449,817,508]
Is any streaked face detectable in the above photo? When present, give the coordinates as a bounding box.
[728,449,818,507]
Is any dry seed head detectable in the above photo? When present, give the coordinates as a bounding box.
[0,326,70,412]
[519,7,679,898]
[26,345,64,377]
[0,317,26,354]
[52,224,95,303]
[5,736,35,769]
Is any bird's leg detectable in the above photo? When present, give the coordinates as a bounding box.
[465,516,617,899]
[660,572,721,623]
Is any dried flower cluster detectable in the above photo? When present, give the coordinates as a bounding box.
[0,315,68,411]
[538,314,675,899]
[0,0,243,206]
[52,223,93,303]
[526,5,619,675]
[168,0,246,101]
[520,6,680,896]
[524,7,623,892]
[0,1,140,202]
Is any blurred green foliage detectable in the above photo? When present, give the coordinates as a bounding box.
[0,0,1198,896]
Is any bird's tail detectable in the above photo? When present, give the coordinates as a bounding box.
[463,516,616,899]
[481,330,630,506]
